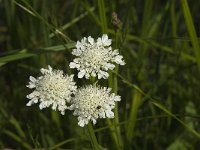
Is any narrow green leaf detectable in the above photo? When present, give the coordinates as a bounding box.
[48,138,75,150]
[9,116,26,138]
[151,101,200,139]
[126,90,141,141]
[86,122,102,150]
[181,0,200,70]
[13,0,36,17]
[3,130,32,149]
[98,0,107,33]
[0,52,36,63]
[0,43,75,64]
[42,43,75,51]
[49,7,95,38]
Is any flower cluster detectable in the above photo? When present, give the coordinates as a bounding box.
[69,85,121,127]
[26,34,125,127]
[26,66,77,115]
[69,34,125,79]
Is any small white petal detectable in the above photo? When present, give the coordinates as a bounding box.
[102,34,111,46]
[85,73,90,79]
[27,93,35,99]
[106,110,114,118]
[78,120,85,127]
[105,63,115,70]
[92,118,97,125]
[29,76,36,82]
[91,71,96,77]
[97,37,102,45]
[26,83,35,89]
[69,62,80,68]
[114,55,125,65]
[48,65,52,72]
[115,96,121,101]
[39,103,45,109]
[76,41,82,49]
[99,111,106,118]
[72,49,82,56]
[88,36,94,45]
[78,70,86,78]
[98,71,109,79]
[26,101,33,106]
[112,49,119,55]
[52,103,57,110]
[97,73,102,79]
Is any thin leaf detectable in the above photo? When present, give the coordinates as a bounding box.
[3,130,32,149]
[48,138,75,150]
[181,0,200,70]
[98,0,107,33]
[126,90,141,141]
[9,116,26,138]
[0,43,75,64]
[151,101,200,139]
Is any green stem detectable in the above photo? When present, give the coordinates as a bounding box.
[98,0,107,33]
[106,119,118,146]
[108,31,124,149]
[87,122,100,150]
[126,90,141,149]
[181,0,200,71]
[87,78,103,150]
[113,66,123,150]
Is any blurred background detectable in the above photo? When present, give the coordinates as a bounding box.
[0,0,200,149]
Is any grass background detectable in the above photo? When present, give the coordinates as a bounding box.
[0,0,200,149]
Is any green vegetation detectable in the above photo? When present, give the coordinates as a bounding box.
[0,0,200,149]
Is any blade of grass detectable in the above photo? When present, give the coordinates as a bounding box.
[49,7,95,38]
[9,116,26,138]
[0,63,6,67]
[86,122,103,150]
[0,51,36,63]
[82,2,100,26]
[3,130,32,149]
[170,0,178,48]
[126,90,141,143]
[106,118,118,147]
[0,43,75,64]
[181,0,200,71]
[12,0,36,17]
[151,101,200,139]
[48,138,75,150]
[108,31,124,149]
[141,0,153,37]
[98,0,107,33]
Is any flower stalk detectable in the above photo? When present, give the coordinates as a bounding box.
[108,31,124,149]
[87,122,101,150]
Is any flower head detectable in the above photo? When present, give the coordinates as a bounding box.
[69,34,125,79]
[69,84,121,127]
[26,65,77,115]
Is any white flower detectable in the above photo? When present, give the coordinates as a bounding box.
[69,84,121,127]
[26,65,77,115]
[69,34,125,79]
